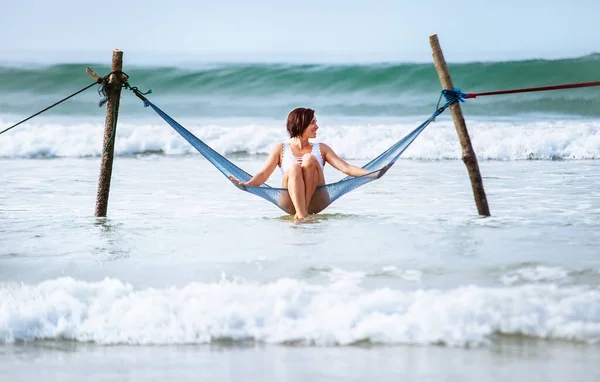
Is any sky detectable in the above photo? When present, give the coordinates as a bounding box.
[1,0,599,64]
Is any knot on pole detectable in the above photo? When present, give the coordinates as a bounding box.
[97,71,130,107]
[87,66,151,108]
[433,89,467,120]
[441,89,468,103]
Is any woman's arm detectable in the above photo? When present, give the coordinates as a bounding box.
[229,143,283,186]
[321,143,372,177]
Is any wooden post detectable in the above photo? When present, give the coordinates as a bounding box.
[94,49,124,217]
[429,35,491,217]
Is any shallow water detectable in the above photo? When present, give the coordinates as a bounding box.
[1,156,600,380]
[1,338,599,382]
[2,157,599,284]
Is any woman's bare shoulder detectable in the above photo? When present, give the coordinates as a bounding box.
[272,142,284,152]
[271,143,285,164]
[318,142,332,150]
[318,142,334,154]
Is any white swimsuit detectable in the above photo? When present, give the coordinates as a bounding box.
[280,142,324,175]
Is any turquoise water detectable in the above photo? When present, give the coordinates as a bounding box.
[1,54,600,118]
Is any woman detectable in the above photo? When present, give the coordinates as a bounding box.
[230,108,373,219]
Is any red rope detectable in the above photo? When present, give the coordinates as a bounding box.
[463,80,600,99]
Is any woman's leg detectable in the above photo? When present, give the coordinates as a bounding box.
[285,162,307,218]
[301,154,329,214]
[301,154,323,208]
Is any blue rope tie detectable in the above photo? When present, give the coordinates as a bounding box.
[433,89,468,121]
[442,89,468,103]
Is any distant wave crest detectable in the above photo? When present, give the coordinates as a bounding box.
[1,55,600,117]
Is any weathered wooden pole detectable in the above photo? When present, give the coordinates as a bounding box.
[429,35,491,217]
[93,49,124,217]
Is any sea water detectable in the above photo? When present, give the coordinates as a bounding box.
[1,58,599,381]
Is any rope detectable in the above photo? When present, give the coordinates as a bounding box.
[0,70,133,137]
[462,80,600,99]
[123,82,152,102]
[0,79,101,136]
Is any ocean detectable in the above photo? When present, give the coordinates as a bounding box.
[1,56,600,381]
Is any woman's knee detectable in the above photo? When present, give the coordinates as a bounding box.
[286,163,303,178]
[301,154,319,169]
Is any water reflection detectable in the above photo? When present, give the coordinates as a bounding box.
[93,217,130,261]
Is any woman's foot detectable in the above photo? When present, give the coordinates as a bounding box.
[294,212,307,220]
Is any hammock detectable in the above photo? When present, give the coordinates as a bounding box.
[140,96,455,214]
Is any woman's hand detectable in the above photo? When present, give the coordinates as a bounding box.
[376,163,393,179]
[228,175,247,188]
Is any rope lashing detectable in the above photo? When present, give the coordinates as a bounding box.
[97,71,133,107]
[432,89,464,121]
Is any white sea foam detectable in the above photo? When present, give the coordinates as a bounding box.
[325,266,422,284]
[501,266,570,286]
[1,118,599,160]
[1,277,599,346]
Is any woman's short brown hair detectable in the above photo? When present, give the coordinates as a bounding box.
[286,108,315,138]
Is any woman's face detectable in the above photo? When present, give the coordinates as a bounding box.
[301,116,319,139]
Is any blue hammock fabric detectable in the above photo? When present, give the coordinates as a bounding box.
[142,99,454,214]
